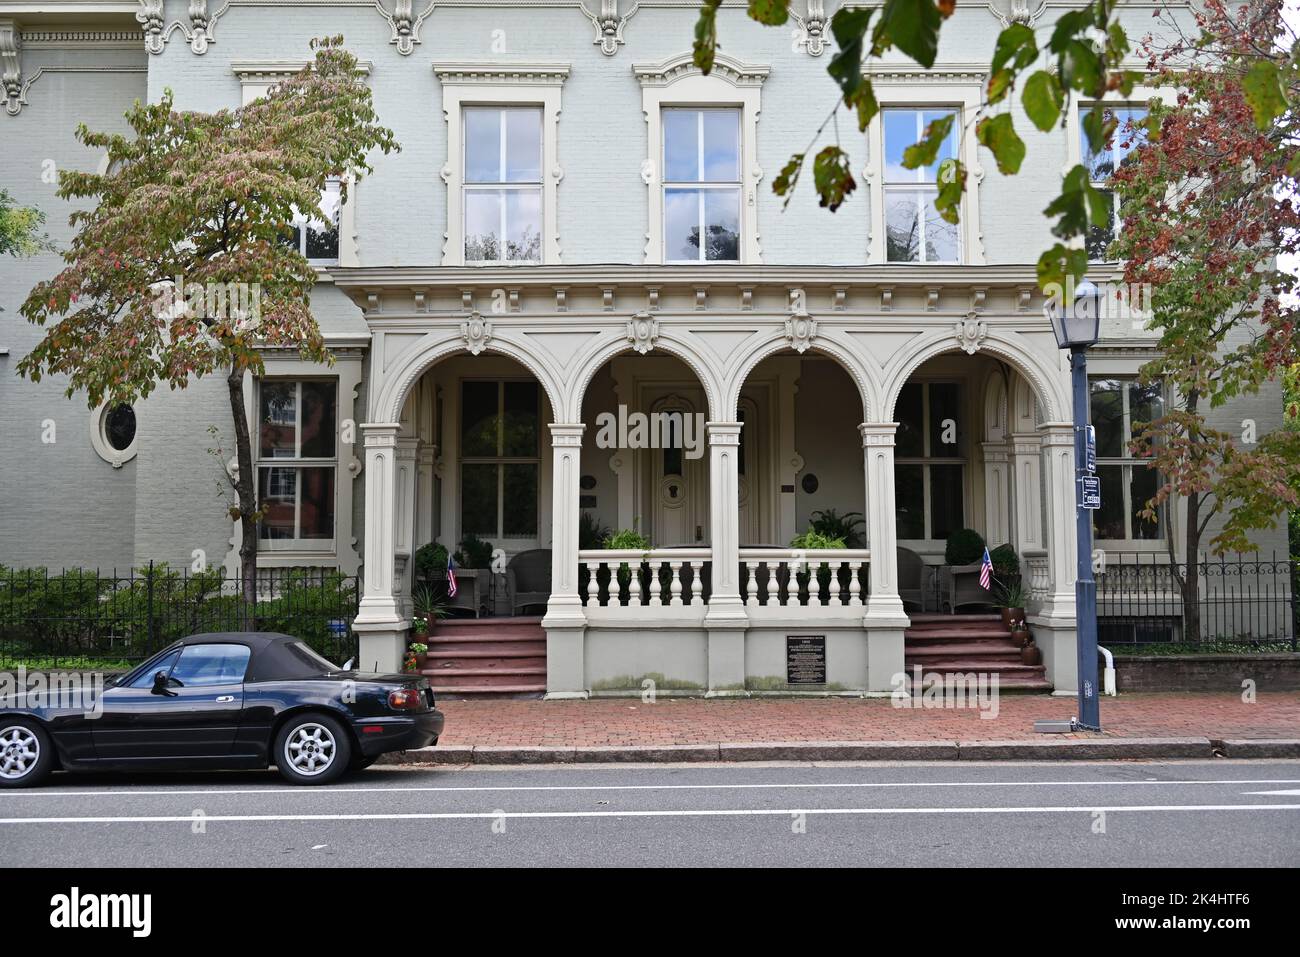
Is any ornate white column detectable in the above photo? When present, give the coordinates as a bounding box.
[1035,422,1079,693]
[393,435,419,620]
[860,422,908,692]
[542,423,588,698]
[981,441,1011,546]
[353,423,406,672]
[704,421,746,694]
[1010,432,1044,552]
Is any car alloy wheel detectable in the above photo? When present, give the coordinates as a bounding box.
[284,722,337,777]
[0,725,41,782]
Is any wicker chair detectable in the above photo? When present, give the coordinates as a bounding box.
[896,546,927,612]
[507,548,552,615]
[940,562,996,613]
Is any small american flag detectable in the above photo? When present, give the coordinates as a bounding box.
[447,554,459,598]
[979,546,993,591]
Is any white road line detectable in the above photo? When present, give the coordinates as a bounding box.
[3,804,1300,825]
[6,778,1300,799]
[1242,789,1300,795]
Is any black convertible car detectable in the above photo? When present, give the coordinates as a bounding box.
[0,632,443,788]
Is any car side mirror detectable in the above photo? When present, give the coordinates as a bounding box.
[152,670,178,697]
[342,658,355,671]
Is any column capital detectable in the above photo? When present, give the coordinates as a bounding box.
[360,422,402,448]
[859,422,899,447]
[549,422,586,446]
[706,421,743,444]
[1037,422,1076,446]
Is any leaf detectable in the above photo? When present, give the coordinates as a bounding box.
[692,0,723,74]
[1061,39,1104,97]
[1044,164,1097,239]
[846,78,879,132]
[1241,60,1288,130]
[772,153,805,208]
[874,0,942,69]
[1081,103,1116,156]
[1022,70,1064,131]
[1037,242,1089,290]
[934,158,966,224]
[902,113,955,169]
[812,145,857,211]
[977,114,1025,175]
[936,0,956,16]
[747,0,789,26]
[991,22,1038,75]
[827,7,875,98]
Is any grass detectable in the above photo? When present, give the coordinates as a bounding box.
[1109,640,1296,656]
[0,656,136,672]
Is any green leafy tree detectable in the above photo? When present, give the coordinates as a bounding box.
[694,0,1269,288]
[1110,1,1300,640]
[0,188,48,258]
[15,38,398,597]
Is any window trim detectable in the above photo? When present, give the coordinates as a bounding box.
[255,378,340,549]
[461,106,545,265]
[458,378,542,542]
[864,75,985,265]
[894,380,968,545]
[635,52,768,265]
[89,400,138,469]
[1088,375,1166,544]
[434,62,569,267]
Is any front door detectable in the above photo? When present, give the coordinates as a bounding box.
[646,391,708,546]
[92,643,249,762]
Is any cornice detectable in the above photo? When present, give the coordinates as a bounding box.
[633,50,769,88]
[231,57,372,81]
[19,28,139,47]
[432,60,571,85]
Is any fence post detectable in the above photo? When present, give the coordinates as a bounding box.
[146,560,157,654]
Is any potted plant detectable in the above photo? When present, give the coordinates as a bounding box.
[1009,619,1031,649]
[602,527,651,600]
[406,641,429,671]
[1021,633,1042,666]
[412,582,449,634]
[939,528,988,613]
[789,528,846,602]
[413,542,450,590]
[997,580,1028,628]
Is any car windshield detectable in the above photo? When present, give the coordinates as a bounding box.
[286,642,340,673]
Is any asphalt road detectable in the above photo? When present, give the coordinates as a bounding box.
[2,760,1298,867]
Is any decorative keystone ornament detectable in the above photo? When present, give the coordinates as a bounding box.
[784,312,817,353]
[627,311,658,354]
[954,312,988,355]
[461,312,492,355]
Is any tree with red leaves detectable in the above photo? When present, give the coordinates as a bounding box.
[1110,0,1300,641]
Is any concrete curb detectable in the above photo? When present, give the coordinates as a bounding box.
[373,735,1294,765]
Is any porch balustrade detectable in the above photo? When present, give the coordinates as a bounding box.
[739,549,870,609]
[579,548,711,607]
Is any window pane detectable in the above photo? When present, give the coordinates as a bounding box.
[298,466,334,539]
[129,648,180,688]
[461,463,498,537]
[258,466,297,539]
[1129,464,1161,540]
[260,382,297,458]
[465,108,502,183]
[503,464,538,537]
[465,189,503,262]
[895,464,925,539]
[461,381,499,457]
[663,109,700,182]
[171,644,251,687]
[305,223,339,261]
[703,189,740,261]
[885,191,921,262]
[883,110,918,183]
[922,109,958,176]
[505,189,541,263]
[665,187,701,261]
[1113,108,1148,170]
[504,108,541,183]
[923,194,959,262]
[1089,379,1125,457]
[502,381,539,457]
[895,383,924,457]
[701,110,740,181]
[299,382,336,458]
[1080,107,1114,180]
[1129,380,1163,435]
[105,403,136,452]
[928,383,961,456]
[1085,189,1115,260]
[930,464,964,541]
[1093,464,1126,539]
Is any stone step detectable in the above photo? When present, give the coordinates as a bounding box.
[904,658,1048,679]
[422,656,547,672]
[425,669,548,690]
[427,685,548,698]
[906,627,1014,640]
[906,642,1023,661]
[908,613,1004,624]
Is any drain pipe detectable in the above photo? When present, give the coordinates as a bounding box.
[1098,645,1117,696]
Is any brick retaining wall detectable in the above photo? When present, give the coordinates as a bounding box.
[1112,654,1300,692]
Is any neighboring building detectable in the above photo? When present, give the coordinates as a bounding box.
[0,1,1289,695]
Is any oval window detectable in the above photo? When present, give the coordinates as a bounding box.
[104,403,137,452]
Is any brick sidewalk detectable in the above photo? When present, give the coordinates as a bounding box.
[434,693,1300,747]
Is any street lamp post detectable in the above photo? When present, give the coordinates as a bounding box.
[1047,279,1103,731]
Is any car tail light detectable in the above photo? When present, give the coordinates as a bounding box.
[388,688,423,710]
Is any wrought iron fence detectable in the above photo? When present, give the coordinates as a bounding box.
[1096,552,1298,652]
[0,564,360,670]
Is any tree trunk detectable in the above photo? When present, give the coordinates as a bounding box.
[227,363,258,606]
[1183,490,1202,644]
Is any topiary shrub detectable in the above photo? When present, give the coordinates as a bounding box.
[944,528,986,566]
[454,533,493,569]
[413,542,449,580]
[990,543,1020,577]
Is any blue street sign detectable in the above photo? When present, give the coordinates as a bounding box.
[1080,474,1101,510]
[327,618,348,636]
[1084,424,1096,473]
